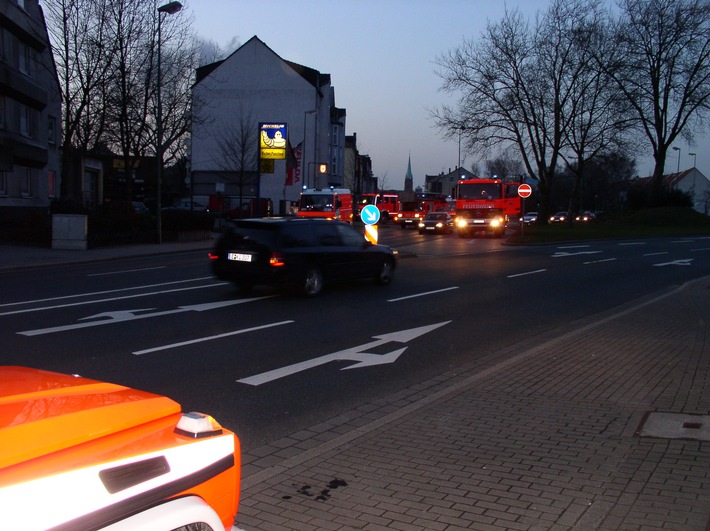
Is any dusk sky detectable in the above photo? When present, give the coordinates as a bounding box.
[187,0,708,190]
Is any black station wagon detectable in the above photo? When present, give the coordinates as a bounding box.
[209,218,398,296]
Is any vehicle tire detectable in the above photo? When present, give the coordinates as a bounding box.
[374,258,394,285]
[302,267,324,296]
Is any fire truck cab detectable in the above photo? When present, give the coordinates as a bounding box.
[0,367,240,531]
[297,187,353,223]
[454,178,520,238]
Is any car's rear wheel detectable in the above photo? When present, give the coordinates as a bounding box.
[375,258,394,285]
[302,267,324,296]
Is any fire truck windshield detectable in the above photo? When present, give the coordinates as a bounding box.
[457,183,501,200]
[300,195,333,211]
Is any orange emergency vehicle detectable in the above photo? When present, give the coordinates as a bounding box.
[0,366,240,531]
[297,187,353,222]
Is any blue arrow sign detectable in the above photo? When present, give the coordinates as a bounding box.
[360,204,380,225]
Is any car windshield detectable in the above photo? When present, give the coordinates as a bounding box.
[300,194,334,211]
[457,183,501,200]
[427,213,447,221]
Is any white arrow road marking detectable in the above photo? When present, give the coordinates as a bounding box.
[17,297,274,336]
[551,251,603,258]
[237,321,451,386]
[653,259,693,267]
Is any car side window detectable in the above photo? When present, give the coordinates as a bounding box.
[336,224,366,246]
[314,225,341,246]
[280,225,317,247]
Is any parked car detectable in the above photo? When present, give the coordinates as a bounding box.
[418,212,454,234]
[575,211,596,222]
[549,211,569,223]
[162,199,207,212]
[209,217,398,296]
[520,211,538,225]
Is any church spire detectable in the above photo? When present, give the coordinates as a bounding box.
[404,154,413,192]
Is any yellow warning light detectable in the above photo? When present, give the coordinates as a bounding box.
[318,163,328,174]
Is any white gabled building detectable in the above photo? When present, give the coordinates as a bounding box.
[191,36,346,216]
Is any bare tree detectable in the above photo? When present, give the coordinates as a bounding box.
[44,0,116,201]
[485,152,523,181]
[602,0,710,203]
[211,103,258,209]
[434,7,566,221]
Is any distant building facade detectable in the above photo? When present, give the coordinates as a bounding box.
[344,133,376,195]
[191,36,346,215]
[425,168,477,198]
[0,0,61,226]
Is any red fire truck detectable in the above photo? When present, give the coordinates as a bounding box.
[297,187,353,223]
[357,193,399,223]
[454,178,521,238]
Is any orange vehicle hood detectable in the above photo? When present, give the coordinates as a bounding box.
[0,366,240,531]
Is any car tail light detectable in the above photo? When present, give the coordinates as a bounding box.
[270,252,286,267]
[208,252,219,260]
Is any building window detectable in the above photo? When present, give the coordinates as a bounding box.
[19,43,31,75]
[48,115,56,144]
[19,104,32,137]
[0,172,6,196]
[21,167,32,197]
[48,170,57,198]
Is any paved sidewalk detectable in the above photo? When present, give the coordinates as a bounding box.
[235,277,710,530]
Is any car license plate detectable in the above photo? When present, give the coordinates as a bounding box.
[473,219,485,224]
[228,252,253,262]
[426,226,435,230]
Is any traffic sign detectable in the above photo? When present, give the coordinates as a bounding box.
[360,204,380,225]
[518,184,532,198]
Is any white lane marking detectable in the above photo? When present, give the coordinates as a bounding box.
[0,277,216,308]
[0,283,228,316]
[583,258,617,265]
[17,297,273,336]
[558,245,591,249]
[507,269,547,278]
[618,242,646,246]
[133,320,295,355]
[387,286,459,302]
[88,267,166,276]
[644,252,668,256]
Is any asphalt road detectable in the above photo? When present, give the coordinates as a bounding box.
[2,226,709,451]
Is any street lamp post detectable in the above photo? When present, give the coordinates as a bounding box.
[688,152,697,169]
[156,1,182,244]
[672,146,681,174]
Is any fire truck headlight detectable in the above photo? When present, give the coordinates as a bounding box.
[457,219,467,228]
[175,412,224,438]
[490,219,501,228]
[418,222,424,228]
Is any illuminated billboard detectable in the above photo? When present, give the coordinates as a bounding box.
[259,122,287,160]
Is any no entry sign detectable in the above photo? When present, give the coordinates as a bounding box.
[518,184,532,198]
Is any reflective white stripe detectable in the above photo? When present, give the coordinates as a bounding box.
[101,496,226,531]
[0,434,235,531]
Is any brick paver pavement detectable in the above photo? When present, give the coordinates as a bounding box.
[236,276,710,530]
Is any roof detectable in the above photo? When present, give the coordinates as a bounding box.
[195,36,330,92]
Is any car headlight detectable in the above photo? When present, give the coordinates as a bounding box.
[418,222,424,228]
[457,219,467,228]
[436,222,443,228]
